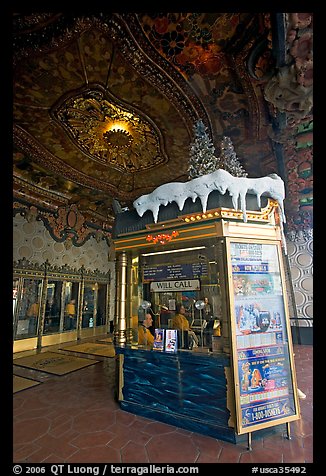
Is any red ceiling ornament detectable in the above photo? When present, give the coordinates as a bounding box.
[146,230,179,245]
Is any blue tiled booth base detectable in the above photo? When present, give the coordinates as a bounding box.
[116,346,241,444]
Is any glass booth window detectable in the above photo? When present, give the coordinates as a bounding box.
[138,239,222,350]
[15,278,42,339]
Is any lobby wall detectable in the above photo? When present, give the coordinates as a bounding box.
[287,235,313,344]
[13,214,115,322]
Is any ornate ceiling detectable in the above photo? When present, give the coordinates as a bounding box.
[13,12,313,245]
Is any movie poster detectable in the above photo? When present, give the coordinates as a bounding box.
[153,328,164,351]
[165,329,178,353]
[230,242,297,431]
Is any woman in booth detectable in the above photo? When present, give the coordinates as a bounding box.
[172,303,199,349]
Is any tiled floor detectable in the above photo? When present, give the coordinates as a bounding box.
[13,339,313,464]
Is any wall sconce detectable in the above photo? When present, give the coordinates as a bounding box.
[141,300,152,310]
[195,300,205,310]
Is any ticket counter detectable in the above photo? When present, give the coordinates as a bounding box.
[116,346,236,441]
[112,191,300,444]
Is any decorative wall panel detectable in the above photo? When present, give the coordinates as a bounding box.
[13,214,111,273]
[287,236,313,327]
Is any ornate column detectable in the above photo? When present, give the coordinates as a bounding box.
[114,251,130,345]
[215,238,231,355]
[37,263,48,350]
[77,276,84,340]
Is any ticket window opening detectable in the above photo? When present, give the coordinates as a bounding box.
[139,241,221,340]
[148,289,221,350]
[150,291,199,329]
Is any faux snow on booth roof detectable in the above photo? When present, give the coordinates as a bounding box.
[133,169,286,224]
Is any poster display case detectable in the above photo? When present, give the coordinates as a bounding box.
[226,239,300,435]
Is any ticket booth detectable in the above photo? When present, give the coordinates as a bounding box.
[112,182,300,446]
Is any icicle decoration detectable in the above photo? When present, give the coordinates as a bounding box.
[133,168,286,225]
[133,169,287,253]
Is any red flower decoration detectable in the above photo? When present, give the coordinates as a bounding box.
[146,231,179,245]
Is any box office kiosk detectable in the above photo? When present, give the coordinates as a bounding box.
[112,178,300,446]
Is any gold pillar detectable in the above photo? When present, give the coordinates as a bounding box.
[77,277,85,340]
[216,238,231,355]
[37,276,47,350]
[114,251,131,345]
[105,271,111,330]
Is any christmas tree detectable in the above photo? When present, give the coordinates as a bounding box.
[188,120,247,178]
[188,119,216,179]
[215,136,247,177]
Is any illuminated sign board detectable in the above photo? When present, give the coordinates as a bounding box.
[150,279,200,292]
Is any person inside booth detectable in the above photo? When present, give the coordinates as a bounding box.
[138,312,155,348]
[172,303,199,349]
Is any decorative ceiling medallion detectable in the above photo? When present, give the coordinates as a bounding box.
[52,85,167,173]
[103,129,133,148]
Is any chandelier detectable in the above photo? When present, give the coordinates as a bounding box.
[103,128,133,148]
[52,86,167,173]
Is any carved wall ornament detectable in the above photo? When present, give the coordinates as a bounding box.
[14,202,112,247]
[42,204,112,246]
[80,264,111,280]
[286,227,313,243]
[45,260,81,277]
[13,256,110,281]
[288,13,312,31]
[13,257,47,274]
[25,205,38,223]
[247,37,275,82]
[263,65,313,121]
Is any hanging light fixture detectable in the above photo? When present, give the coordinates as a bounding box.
[195,300,205,310]
[141,300,152,310]
[103,122,133,148]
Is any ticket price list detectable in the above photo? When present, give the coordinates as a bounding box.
[143,263,208,281]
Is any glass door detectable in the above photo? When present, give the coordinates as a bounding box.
[63,281,79,332]
[44,280,63,334]
[82,284,95,328]
[96,283,107,327]
[14,277,43,339]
